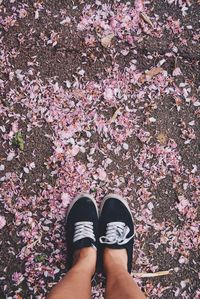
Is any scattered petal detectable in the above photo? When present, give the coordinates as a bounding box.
[0,216,6,229]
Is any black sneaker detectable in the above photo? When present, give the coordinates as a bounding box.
[65,193,98,269]
[99,194,134,273]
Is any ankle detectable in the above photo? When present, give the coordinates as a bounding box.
[103,248,128,274]
[73,247,96,275]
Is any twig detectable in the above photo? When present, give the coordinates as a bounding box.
[132,269,173,278]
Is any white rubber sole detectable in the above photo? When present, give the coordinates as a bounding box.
[66,193,99,222]
[100,193,134,222]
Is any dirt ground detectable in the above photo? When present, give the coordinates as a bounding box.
[0,0,199,298]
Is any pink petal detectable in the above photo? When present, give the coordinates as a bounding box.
[0,215,6,229]
[97,168,107,181]
[71,145,80,157]
[61,193,70,207]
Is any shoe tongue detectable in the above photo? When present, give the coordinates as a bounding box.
[73,238,95,251]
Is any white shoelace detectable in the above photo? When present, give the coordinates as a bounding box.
[99,222,133,245]
[73,221,96,243]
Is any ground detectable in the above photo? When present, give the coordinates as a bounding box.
[0,0,200,298]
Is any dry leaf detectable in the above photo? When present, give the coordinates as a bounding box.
[175,97,182,106]
[145,67,163,80]
[109,107,122,124]
[141,12,153,27]
[16,295,23,299]
[133,269,172,278]
[73,89,85,98]
[101,33,115,48]
[138,74,146,84]
[157,132,168,145]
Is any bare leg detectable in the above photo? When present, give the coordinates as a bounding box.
[104,248,146,299]
[47,247,96,299]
